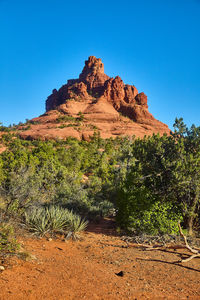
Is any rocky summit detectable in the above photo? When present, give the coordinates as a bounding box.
[19,56,170,140]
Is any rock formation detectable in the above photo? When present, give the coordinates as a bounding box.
[18,56,170,141]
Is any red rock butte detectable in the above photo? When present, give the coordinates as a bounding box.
[19,56,170,141]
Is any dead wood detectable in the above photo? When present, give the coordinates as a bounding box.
[177,223,200,262]
[137,223,200,263]
[101,224,200,263]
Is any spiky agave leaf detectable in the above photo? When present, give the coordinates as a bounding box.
[24,208,51,235]
[48,206,70,232]
[66,213,88,239]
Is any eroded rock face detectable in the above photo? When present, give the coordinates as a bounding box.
[45,56,162,127]
[135,92,148,108]
[19,56,170,141]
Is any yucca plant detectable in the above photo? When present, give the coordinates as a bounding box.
[66,212,88,240]
[24,208,51,235]
[48,206,70,232]
[24,206,88,238]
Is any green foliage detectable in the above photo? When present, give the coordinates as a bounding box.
[116,120,200,234]
[0,223,20,254]
[77,111,84,122]
[98,200,115,217]
[0,126,11,132]
[21,125,31,131]
[117,195,182,235]
[1,167,41,215]
[56,115,76,123]
[1,118,200,236]
[29,120,40,125]
[58,124,68,129]
[24,206,88,237]
[173,117,187,137]
[66,212,88,239]
[24,208,51,235]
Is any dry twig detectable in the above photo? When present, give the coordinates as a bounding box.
[177,223,200,263]
[133,223,200,263]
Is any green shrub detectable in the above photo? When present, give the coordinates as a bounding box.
[87,206,102,221]
[0,223,20,255]
[1,118,200,235]
[58,124,68,129]
[24,207,51,235]
[66,212,88,239]
[77,112,84,122]
[21,125,31,131]
[0,126,11,132]
[56,115,75,123]
[29,120,40,125]
[24,206,88,237]
[116,183,182,235]
[126,201,182,235]
[98,200,115,217]
[48,206,71,232]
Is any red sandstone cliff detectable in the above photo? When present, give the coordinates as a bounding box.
[18,56,170,141]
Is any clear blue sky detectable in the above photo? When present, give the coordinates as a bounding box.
[0,0,200,129]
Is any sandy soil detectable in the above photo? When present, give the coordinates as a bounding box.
[0,219,200,300]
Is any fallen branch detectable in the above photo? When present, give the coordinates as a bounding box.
[141,244,195,251]
[139,223,200,263]
[101,225,200,263]
[180,253,200,263]
[178,223,199,254]
[177,223,200,262]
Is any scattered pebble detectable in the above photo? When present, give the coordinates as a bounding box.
[0,266,5,271]
[56,247,63,251]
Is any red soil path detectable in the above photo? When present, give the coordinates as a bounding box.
[1,219,200,300]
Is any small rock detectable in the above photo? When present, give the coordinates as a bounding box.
[48,238,52,242]
[0,266,5,271]
[30,254,37,260]
[56,247,63,251]
[115,271,124,277]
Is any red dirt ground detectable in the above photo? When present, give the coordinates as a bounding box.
[1,219,200,300]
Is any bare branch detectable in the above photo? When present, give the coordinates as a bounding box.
[178,223,199,254]
[125,224,200,264]
[180,254,200,263]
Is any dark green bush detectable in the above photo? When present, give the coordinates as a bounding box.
[117,197,182,235]
[56,115,76,123]
[0,118,200,236]
[0,223,20,255]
